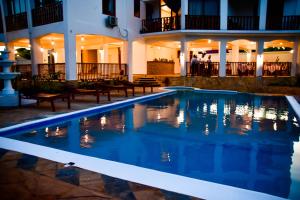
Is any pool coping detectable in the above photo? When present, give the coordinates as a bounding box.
[0,87,291,200]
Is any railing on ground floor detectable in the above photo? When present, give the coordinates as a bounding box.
[185,15,220,30]
[226,62,256,76]
[141,16,181,33]
[186,62,219,76]
[38,63,66,80]
[263,62,291,76]
[77,63,127,80]
[14,64,32,79]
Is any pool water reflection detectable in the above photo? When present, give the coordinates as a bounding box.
[9,91,300,198]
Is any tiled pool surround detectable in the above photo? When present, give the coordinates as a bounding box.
[0,87,298,200]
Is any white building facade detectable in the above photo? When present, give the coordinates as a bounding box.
[0,0,299,81]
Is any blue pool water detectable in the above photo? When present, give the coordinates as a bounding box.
[4,91,300,198]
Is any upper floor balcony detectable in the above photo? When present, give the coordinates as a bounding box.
[141,16,180,33]
[6,12,28,32]
[32,1,63,27]
[266,15,300,30]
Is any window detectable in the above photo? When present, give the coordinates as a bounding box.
[6,0,27,15]
[134,0,140,18]
[103,0,115,16]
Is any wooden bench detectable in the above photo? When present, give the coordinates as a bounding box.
[19,92,71,112]
[72,88,111,103]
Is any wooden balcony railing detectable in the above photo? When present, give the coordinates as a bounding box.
[185,15,220,30]
[141,16,181,33]
[266,15,300,30]
[32,1,63,27]
[228,16,259,30]
[77,63,128,81]
[263,62,291,76]
[226,62,256,76]
[186,62,219,76]
[6,12,28,32]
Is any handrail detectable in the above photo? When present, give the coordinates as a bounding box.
[141,16,181,33]
[185,15,220,30]
[32,1,63,27]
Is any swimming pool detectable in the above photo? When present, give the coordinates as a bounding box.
[1,89,300,199]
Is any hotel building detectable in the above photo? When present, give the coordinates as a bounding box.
[0,0,299,81]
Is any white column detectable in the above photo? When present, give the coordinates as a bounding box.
[103,44,109,63]
[256,39,264,77]
[219,39,227,77]
[127,39,133,82]
[63,0,77,80]
[291,39,299,76]
[64,33,77,80]
[258,0,268,30]
[7,43,15,61]
[232,44,239,62]
[0,0,8,45]
[181,0,188,29]
[31,39,43,75]
[220,0,228,30]
[180,38,188,76]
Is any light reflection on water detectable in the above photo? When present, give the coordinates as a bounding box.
[9,91,300,198]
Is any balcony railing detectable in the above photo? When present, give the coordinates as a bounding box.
[32,1,63,27]
[226,62,256,76]
[185,15,220,30]
[186,62,219,76]
[228,16,259,30]
[77,63,128,81]
[6,12,28,31]
[141,16,181,33]
[263,62,291,76]
[266,15,300,30]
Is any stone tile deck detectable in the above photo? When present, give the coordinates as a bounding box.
[0,149,201,200]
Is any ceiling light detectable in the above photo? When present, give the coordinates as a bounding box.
[81,36,85,42]
[208,39,211,44]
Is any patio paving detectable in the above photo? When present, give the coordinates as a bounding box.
[0,149,201,200]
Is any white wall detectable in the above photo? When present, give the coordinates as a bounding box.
[132,39,147,74]
[147,45,180,74]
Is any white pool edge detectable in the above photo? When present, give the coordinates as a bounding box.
[0,137,284,200]
[0,87,287,200]
[286,96,300,120]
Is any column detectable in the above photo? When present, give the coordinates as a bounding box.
[180,38,188,76]
[64,33,77,80]
[127,39,133,81]
[0,0,7,45]
[256,39,264,77]
[258,0,268,30]
[232,44,239,62]
[291,39,299,76]
[220,0,228,30]
[181,0,188,30]
[7,43,15,61]
[103,44,109,63]
[63,0,77,80]
[31,38,43,75]
[219,39,227,77]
